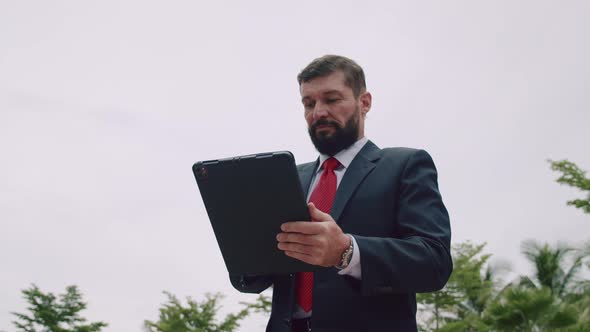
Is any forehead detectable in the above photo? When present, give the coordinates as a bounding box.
[299,71,351,98]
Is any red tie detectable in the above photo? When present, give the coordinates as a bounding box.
[295,157,340,312]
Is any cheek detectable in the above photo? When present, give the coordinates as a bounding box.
[304,112,313,125]
[331,110,348,124]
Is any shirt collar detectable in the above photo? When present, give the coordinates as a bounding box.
[316,136,369,173]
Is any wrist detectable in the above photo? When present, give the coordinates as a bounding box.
[335,234,354,270]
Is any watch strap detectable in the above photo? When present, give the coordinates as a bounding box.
[335,235,354,270]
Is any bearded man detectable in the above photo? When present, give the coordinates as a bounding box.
[231,55,452,332]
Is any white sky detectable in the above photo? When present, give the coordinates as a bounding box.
[1,1,589,331]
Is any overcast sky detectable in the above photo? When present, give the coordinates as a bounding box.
[1,1,589,331]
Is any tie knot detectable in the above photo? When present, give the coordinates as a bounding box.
[323,157,340,172]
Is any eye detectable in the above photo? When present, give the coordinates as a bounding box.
[326,98,340,104]
[303,101,315,110]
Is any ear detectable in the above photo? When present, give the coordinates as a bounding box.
[359,91,372,116]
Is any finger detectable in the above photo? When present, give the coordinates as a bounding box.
[276,232,317,245]
[284,251,318,265]
[277,242,314,255]
[280,221,323,234]
[308,203,334,222]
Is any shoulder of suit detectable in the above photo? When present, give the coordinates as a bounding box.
[296,160,317,171]
[379,147,427,158]
[378,147,436,167]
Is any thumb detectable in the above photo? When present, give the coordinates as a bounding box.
[308,202,332,222]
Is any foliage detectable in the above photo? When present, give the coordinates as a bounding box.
[417,242,493,331]
[483,240,589,331]
[483,286,578,331]
[143,292,270,332]
[11,284,107,332]
[520,240,588,297]
[549,159,590,214]
[418,239,590,331]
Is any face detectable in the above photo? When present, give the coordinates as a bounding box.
[300,71,371,156]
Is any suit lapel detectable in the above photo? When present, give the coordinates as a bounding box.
[330,140,381,222]
[298,160,318,197]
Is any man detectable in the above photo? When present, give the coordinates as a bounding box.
[231,55,452,332]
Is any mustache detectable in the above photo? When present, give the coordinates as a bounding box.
[310,119,341,131]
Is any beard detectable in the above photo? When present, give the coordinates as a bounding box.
[308,108,360,156]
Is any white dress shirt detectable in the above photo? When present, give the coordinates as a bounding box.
[293,136,367,318]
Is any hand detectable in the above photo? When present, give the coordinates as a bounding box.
[276,202,351,267]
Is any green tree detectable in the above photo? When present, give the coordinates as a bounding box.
[563,286,590,331]
[548,159,590,330]
[549,159,590,214]
[144,292,270,332]
[11,284,107,332]
[418,242,494,331]
[481,240,590,332]
[483,286,578,332]
[520,240,588,297]
[419,240,590,332]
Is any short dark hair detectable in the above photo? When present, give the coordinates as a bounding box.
[297,55,366,98]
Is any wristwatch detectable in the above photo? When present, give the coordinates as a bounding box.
[335,235,354,270]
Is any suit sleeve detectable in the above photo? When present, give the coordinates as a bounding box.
[354,149,452,295]
[229,274,274,294]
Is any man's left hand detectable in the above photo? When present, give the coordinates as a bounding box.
[277,202,351,267]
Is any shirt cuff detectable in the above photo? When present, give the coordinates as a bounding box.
[337,234,361,280]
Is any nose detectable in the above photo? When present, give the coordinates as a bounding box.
[312,101,329,121]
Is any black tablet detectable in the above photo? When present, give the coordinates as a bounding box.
[193,151,317,275]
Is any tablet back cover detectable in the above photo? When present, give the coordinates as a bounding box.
[193,151,317,275]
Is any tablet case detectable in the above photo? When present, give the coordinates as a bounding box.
[193,151,318,275]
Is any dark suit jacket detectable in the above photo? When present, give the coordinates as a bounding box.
[230,141,452,332]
